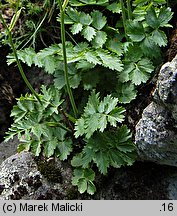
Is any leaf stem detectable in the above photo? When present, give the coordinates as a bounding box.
[0,13,41,102]
[120,0,128,39]
[127,0,132,20]
[46,121,72,133]
[57,0,78,117]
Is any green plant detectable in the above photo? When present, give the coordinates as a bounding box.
[2,0,173,195]
[0,0,58,48]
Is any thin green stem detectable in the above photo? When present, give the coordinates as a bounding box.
[120,0,128,39]
[62,0,69,10]
[58,1,78,117]
[22,12,47,49]
[127,0,132,20]
[0,13,41,102]
[46,121,72,133]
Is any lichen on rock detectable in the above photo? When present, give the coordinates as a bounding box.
[135,55,177,166]
[0,152,74,200]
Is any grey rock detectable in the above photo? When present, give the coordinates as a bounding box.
[135,55,177,166]
[135,102,177,165]
[154,58,177,120]
[0,152,74,200]
[0,136,19,165]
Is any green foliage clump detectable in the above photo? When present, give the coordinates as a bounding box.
[1,0,173,195]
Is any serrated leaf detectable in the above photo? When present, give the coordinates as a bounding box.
[66,7,80,22]
[107,3,121,13]
[106,39,123,56]
[130,58,154,85]
[30,140,41,156]
[54,65,81,89]
[134,0,166,5]
[116,125,132,143]
[84,168,95,181]
[91,10,107,30]
[78,178,87,193]
[7,48,36,66]
[109,150,125,168]
[124,45,143,62]
[146,7,173,30]
[126,20,145,42]
[116,82,137,104]
[17,142,31,153]
[76,60,95,71]
[119,62,135,83]
[151,29,167,47]
[158,7,173,27]
[94,151,109,174]
[70,23,83,34]
[74,118,85,138]
[84,127,136,174]
[85,113,100,139]
[82,26,96,41]
[85,50,102,65]
[140,36,161,59]
[91,31,107,48]
[42,56,58,74]
[54,70,65,89]
[84,90,100,115]
[74,91,125,138]
[31,124,43,139]
[44,138,58,158]
[87,181,96,195]
[72,168,96,194]
[104,96,118,114]
[146,7,159,29]
[72,169,82,185]
[71,154,84,167]
[80,12,93,25]
[82,147,95,168]
[56,139,72,160]
[108,107,125,124]
[96,49,123,72]
[98,115,107,132]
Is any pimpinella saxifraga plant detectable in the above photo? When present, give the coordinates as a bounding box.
[1,0,173,194]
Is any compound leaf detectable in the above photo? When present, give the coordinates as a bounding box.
[74,91,125,138]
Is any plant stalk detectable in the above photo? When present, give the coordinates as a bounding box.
[58,1,78,117]
[46,121,72,133]
[0,13,41,102]
[127,0,132,20]
[120,0,128,39]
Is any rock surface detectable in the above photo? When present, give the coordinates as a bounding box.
[135,55,177,166]
[0,136,19,165]
[1,150,177,199]
[0,152,74,200]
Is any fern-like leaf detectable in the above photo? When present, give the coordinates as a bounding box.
[74,90,125,139]
[72,126,137,175]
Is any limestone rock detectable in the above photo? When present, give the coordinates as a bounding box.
[135,55,177,166]
[0,152,74,200]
